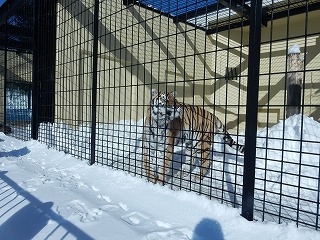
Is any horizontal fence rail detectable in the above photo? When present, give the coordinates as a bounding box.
[0,0,319,230]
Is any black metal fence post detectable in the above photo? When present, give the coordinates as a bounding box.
[90,0,100,165]
[3,3,7,131]
[31,0,39,140]
[32,0,57,140]
[241,0,263,221]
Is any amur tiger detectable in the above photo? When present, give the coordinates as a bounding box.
[142,89,245,184]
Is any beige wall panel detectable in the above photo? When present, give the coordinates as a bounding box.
[55,1,319,130]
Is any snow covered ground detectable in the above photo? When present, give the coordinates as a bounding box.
[1,115,320,239]
[35,114,320,226]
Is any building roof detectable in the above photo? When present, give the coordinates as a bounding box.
[0,0,33,53]
[124,0,320,34]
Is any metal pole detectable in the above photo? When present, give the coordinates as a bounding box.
[241,0,263,221]
[90,0,100,165]
[31,0,39,140]
[3,3,7,130]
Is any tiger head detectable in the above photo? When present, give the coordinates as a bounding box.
[150,89,182,121]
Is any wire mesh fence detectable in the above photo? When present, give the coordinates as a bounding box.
[0,0,33,140]
[0,0,319,230]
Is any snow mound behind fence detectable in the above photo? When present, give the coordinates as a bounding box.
[254,114,320,226]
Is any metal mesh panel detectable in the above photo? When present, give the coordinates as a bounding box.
[42,0,319,229]
[0,0,33,140]
[253,3,320,228]
[1,0,319,230]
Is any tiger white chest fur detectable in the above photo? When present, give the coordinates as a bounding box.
[142,90,182,183]
[144,121,173,167]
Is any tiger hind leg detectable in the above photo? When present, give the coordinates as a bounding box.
[193,142,211,182]
[180,147,198,177]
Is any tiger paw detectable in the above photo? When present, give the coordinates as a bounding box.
[147,175,157,184]
[181,164,191,177]
[157,175,165,185]
[191,168,203,182]
[191,173,202,183]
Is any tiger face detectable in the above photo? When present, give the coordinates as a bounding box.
[150,89,181,121]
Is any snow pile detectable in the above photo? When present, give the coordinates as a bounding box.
[288,44,301,54]
[255,115,320,224]
[257,114,320,162]
[255,114,320,187]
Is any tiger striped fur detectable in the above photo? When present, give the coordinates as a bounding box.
[143,89,244,184]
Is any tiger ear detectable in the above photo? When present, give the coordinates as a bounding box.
[151,88,158,97]
[151,89,158,97]
[172,91,177,98]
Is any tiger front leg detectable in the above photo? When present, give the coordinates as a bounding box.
[157,141,175,185]
[143,146,157,183]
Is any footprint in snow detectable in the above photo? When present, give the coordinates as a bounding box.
[48,167,59,173]
[98,194,111,203]
[119,202,128,211]
[99,204,119,212]
[96,195,119,211]
[80,208,104,223]
[75,182,88,189]
[155,221,172,229]
[121,212,150,226]
[20,179,37,191]
[56,200,103,223]
[145,228,192,240]
[121,212,173,233]
[56,200,85,218]
[41,177,54,184]
[20,178,49,192]
[72,174,81,179]
[91,185,99,191]
[56,199,119,223]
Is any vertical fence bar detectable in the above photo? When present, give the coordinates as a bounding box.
[32,0,57,139]
[31,0,39,140]
[3,3,7,131]
[241,0,263,221]
[39,0,56,124]
[90,0,100,165]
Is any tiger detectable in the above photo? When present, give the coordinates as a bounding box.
[142,89,245,184]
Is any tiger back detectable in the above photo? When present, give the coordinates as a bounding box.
[178,104,245,179]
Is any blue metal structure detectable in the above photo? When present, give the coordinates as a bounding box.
[137,0,218,16]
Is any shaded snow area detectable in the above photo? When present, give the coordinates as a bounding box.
[1,114,319,239]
